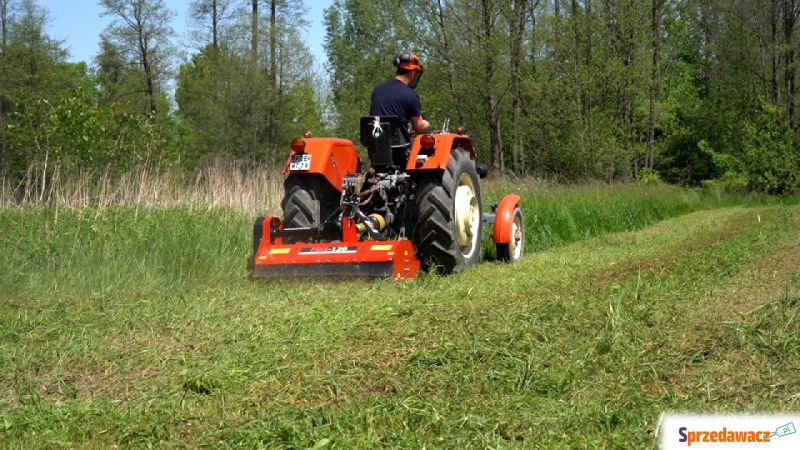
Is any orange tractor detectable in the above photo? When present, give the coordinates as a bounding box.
[252,116,524,279]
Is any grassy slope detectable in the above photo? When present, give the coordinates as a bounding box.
[1,187,799,448]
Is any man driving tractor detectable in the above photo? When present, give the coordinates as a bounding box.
[369,52,430,134]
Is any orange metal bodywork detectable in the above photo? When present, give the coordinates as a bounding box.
[253,216,420,280]
[406,133,477,171]
[283,138,360,190]
[492,194,522,244]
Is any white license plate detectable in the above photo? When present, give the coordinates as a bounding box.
[289,154,311,171]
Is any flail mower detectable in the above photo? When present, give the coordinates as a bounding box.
[252,116,524,279]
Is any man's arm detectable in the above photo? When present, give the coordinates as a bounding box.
[410,115,430,134]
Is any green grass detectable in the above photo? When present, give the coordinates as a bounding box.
[0,206,250,298]
[1,183,799,448]
[483,179,794,251]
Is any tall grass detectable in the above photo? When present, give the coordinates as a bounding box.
[0,206,253,299]
[483,177,796,251]
[2,164,796,299]
[1,159,284,213]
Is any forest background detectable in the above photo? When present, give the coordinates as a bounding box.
[2,0,800,197]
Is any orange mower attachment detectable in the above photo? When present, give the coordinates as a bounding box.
[253,216,420,279]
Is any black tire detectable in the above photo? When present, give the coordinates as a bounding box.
[496,207,524,262]
[281,174,340,230]
[414,147,483,273]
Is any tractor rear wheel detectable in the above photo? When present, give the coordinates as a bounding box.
[414,147,483,273]
[281,174,339,231]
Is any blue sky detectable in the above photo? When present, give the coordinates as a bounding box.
[38,0,332,65]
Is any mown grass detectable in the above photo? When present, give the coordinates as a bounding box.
[1,182,799,448]
[483,179,791,251]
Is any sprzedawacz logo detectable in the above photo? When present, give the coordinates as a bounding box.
[678,427,771,446]
[677,421,796,446]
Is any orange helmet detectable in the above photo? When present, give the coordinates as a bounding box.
[393,52,423,72]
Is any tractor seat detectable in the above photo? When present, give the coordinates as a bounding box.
[359,116,412,169]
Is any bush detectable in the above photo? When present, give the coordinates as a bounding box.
[636,168,663,185]
[696,101,799,195]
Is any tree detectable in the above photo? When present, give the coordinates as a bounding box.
[324,0,418,140]
[0,0,84,178]
[0,0,14,177]
[187,0,238,51]
[99,0,177,116]
[646,0,666,170]
[507,0,538,174]
[1,0,11,52]
[176,0,318,164]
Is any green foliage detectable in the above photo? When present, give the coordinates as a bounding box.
[93,36,170,116]
[695,101,799,194]
[176,46,263,163]
[737,101,799,194]
[176,1,323,165]
[98,0,177,116]
[3,0,800,194]
[0,0,80,175]
[5,88,184,177]
[636,168,663,185]
[655,0,800,194]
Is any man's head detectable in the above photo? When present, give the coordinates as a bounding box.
[393,52,424,89]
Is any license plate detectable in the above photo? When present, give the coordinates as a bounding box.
[289,154,311,171]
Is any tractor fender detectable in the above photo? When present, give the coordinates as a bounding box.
[283,138,360,191]
[492,194,522,244]
[406,133,477,171]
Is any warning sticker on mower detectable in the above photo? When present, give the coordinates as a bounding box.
[298,246,358,255]
[289,154,311,171]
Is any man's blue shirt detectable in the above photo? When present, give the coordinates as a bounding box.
[369,79,422,123]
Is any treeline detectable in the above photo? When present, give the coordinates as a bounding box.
[0,0,323,187]
[326,0,800,193]
[1,0,799,195]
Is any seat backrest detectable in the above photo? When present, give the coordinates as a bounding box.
[359,116,411,168]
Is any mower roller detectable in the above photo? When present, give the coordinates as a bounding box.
[252,116,524,280]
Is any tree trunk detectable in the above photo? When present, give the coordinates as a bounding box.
[571,0,588,175]
[435,0,464,125]
[251,0,258,63]
[212,0,218,50]
[268,0,277,157]
[0,0,8,177]
[269,0,276,84]
[481,0,502,171]
[135,5,157,115]
[771,1,780,103]
[1,0,7,52]
[783,0,797,129]
[647,0,664,170]
[584,0,594,172]
[509,0,528,174]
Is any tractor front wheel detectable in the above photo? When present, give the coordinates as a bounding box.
[496,207,524,262]
[414,147,483,273]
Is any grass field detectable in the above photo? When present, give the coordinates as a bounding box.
[1,181,798,448]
